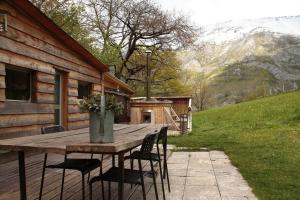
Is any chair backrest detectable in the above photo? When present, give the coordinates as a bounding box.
[140,133,157,154]
[41,125,65,134]
[156,126,168,149]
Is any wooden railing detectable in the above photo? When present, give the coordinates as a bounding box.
[163,107,180,131]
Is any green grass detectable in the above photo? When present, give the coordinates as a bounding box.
[169,91,300,200]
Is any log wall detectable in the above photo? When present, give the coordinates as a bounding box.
[0,2,109,139]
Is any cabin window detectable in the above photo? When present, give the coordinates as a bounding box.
[78,81,91,99]
[5,65,32,101]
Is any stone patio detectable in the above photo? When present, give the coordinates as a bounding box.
[147,151,258,200]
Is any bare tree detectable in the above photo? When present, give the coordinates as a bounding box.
[30,0,71,15]
[192,74,213,111]
[82,0,198,83]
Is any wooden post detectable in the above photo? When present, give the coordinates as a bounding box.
[0,63,5,107]
[100,73,105,137]
[101,73,105,96]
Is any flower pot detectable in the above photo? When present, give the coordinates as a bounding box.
[89,111,114,143]
[89,112,102,143]
[99,110,114,143]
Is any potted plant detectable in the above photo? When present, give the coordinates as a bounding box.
[78,94,123,143]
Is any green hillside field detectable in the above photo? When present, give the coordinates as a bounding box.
[169,90,300,200]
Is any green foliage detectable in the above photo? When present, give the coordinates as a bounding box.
[34,0,101,59]
[78,94,123,115]
[97,43,123,66]
[52,5,99,56]
[169,91,300,199]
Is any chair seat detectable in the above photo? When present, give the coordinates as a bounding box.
[125,151,160,161]
[47,159,101,174]
[90,167,145,185]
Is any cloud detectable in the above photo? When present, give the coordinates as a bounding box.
[158,0,300,25]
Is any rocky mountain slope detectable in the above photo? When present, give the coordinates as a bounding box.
[180,16,300,107]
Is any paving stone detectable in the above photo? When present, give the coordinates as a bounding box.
[168,168,187,176]
[186,175,217,186]
[168,163,188,170]
[222,195,258,200]
[172,152,191,157]
[189,152,210,158]
[187,170,214,177]
[148,184,184,200]
[157,175,186,185]
[183,185,221,200]
[168,157,190,164]
[188,163,213,171]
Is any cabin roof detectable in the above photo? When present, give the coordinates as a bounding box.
[131,96,192,100]
[155,96,192,99]
[6,0,109,73]
[104,73,135,95]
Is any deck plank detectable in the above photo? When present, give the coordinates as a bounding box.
[0,150,168,200]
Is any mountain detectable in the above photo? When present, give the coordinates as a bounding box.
[200,16,300,43]
[179,16,300,108]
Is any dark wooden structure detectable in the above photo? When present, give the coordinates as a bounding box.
[0,0,134,140]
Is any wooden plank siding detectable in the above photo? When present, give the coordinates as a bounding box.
[156,97,191,116]
[0,2,99,139]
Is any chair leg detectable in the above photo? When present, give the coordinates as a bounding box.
[39,153,48,200]
[138,158,146,200]
[164,156,171,192]
[99,162,105,200]
[163,151,167,179]
[82,174,85,200]
[150,159,159,200]
[60,168,66,200]
[89,182,93,200]
[108,181,111,200]
[87,154,94,182]
[130,158,134,188]
[158,158,166,200]
[60,154,67,200]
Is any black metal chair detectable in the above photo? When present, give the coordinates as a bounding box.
[157,126,171,192]
[126,126,170,200]
[39,125,104,200]
[89,133,158,200]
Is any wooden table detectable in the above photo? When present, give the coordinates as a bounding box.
[0,124,163,200]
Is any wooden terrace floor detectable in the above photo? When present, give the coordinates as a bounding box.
[0,150,258,200]
[0,152,166,200]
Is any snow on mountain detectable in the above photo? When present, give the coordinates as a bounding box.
[200,15,300,43]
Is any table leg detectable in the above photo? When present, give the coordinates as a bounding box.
[112,155,115,167]
[18,151,27,200]
[118,152,125,200]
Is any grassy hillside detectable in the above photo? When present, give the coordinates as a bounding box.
[169,90,300,200]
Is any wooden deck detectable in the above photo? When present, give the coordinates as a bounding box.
[0,152,165,200]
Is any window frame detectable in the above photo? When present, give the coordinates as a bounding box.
[5,64,33,102]
[77,81,92,99]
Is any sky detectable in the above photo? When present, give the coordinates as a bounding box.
[157,0,300,26]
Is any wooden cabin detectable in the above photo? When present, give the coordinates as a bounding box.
[130,96,192,132]
[0,0,134,140]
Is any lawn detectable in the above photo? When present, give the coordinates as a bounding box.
[169,91,300,200]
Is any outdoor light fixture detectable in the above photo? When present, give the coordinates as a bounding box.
[0,12,7,32]
[145,50,152,101]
